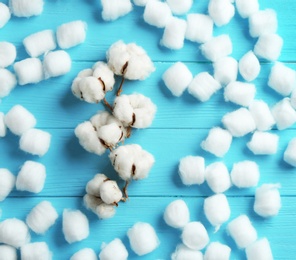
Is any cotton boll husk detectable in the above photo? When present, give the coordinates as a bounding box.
[127,222,159,256]
[0,245,17,260]
[230,161,259,188]
[99,238,128,260]
[92,62,115,92]
[0,42,16,68]
[161,17,187,50]
[56,20,87,49]
[222,108,256,137]
[166,0,192,15]
[247,131,279,155]
[14,58,43,85]
[213,56,238,85]
[86,173,108,196]
[0,3,10,29]
[227,215,257,248]
[0,218,30,248]
[70,248,97,260]
[271,98,296,130]
[239,51,260,82]
[181,222,209,250]
[101,0,132,21]
[9,0,44,17]
[164,199,190,229]
[208,0,235,26]
[284,138,296,167]
[235,0,259,18]
[99,180,123,205]
[204,242,231,260]
[0,68,16,98]
[0,168,15,201]
[205,162,231,193]
[249,100,275,131]
[245,238,273,260]
[188,72,221,102]
[97,123,123,149]
[171,244,203,260]
[0,113,6,137]
[20,242,52,260]
[79,76,105,103]
[224,81,256,107]
[179,156,205,185]
[162,62,193,97]
[143,1,172,28]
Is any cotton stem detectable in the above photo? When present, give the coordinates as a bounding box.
[103,98,113,112]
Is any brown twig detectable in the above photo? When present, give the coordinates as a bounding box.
[123,180,130,199]
[116,76,125,96]
[103,97,113,112]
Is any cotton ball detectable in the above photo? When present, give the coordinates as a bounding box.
[9,0,44,17]
[0,218,30,248]
[204,242,231,260]
[224,81,256,107]
[26,201,58,234]
[254,33,283,61]
[70,248,97,260]
[246,238,273,260]
[0,3,10,28]
[291,89,296,109]
[249,100,275,131]
[181,222,209,250]
[164,199,190,229]
[16,161,46,193]
[188,72,221,102]
[161,17,187,50]
[99,180,122,205]
[162,62,193,97]
[0,68,16,98]
[235,0,259,18]
[178,156,205,185]
[0,42,16,68]
[185,14,213,43]
[213,56,238,85]
[0,168,15,201]
[20,242,52,260]
[0,245,17,260]
[0,113,6,137]
[86,173,108,196]
[271,98,296,130]
[78,76,105,103]
[230,161,260,188]
[284,138,296,167]
[222,108,256,137]
[205,162,231,193]
[101,0,132,21]
[14,58,43,85]
[208,0,235,26]
[166,0,192,15]
[99,238,128,260]
[227,215,257,248]
[57,20,87,49]
[133,0,149,6]
[171,244,203,260]
[200,35,233,62]
[92,61,115,92]
[247,131,279,155]
[239,51,260,82]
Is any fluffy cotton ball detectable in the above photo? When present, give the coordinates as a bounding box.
[14,58,43,85]
[239,51,260,82]
[70,248,97,260]
[249,100,275,131]
[63,209,89,244]
[171,244,203,260]
[247,131,279,155]
[205,162,231,193]
[0,68,16,98]
[181,222,209,250]
[0,3,10,29]
[284,138,296,167]
[213,56,238,85]
[99,238,128,260]
[26,201,58,234]
[9,0,44,17]
[272,98,296,130]
[56,20,87,49]
[0,113,6,137]
[227,215,257,248]
[20,242,52,260]
[204,242,231,260]
[0,245,17,260]
[291,88,296,109]
[235,0,259,18]
[78,76,105,103]
[86,173,108,196]
[0,168,15,202]
[16,161,46,193]
[92,61,115,92]
[178,156,205,185]
[99,180,123,205]
[246,238,273,260]
[101,0,132,21]
[164,199,190,229]
[200,35,233,62]
[0,218,30,248]
[208,0,235,26]
[0,42,16,68]
[166,0,192,15]
[230,161,259,188]
[133,0,149,6]
[97,123,124,149]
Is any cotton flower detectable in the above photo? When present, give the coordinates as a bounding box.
[9,0,44,17]
[0,42,16,68]
[99,180,123,205]
[101,0,132,21]
[0,245,17,260]
[99,238,128,260]
[14,58,43,85]
[86,173,108,196]
[70,248,97,260]
[20,242,52,260]
[143,1,172,28]
[164,199,190,229]
[0,168,15,201]
[181,222,209,250]
[92,61,115,92]
[171,244,203,260]
[179,156,205,185]
[0,68,17,98]
[0,3,10,28]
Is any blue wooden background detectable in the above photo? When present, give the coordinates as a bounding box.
[0,0,296,259]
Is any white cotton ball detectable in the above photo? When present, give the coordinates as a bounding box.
[268,62,296,96]
[14,58,43,85]
[290,88,296,109]
[163,199,190,229]
[92,61,115,92]
[208,0,235,27]
[0,113,6,137]
[213,56,238,85]
[143,0,172,28]
[188,72,221,102]
[205,162,231,193]
[127,222,159,256]
[185,14,213,43]
[235,0,259,18]
[271,98,296,130]
[57,20,87,49]
[80,68,94,77]
[222,108,256,137]
[99,180,122,205]
[0,68,16,98]
[249,100,275,131]
[79,77,105,103]
[254,183,281,218]
[63,209,89,244]
[200,35,233,62]
[178,156,205,185]
[227,215,257,248]
[97,123,123,149]
[19,128,51,156]
[0,218,30,248]
[0,3,10,29]
[0,168,15,202]
[247,131,279,155]
[20,242,52,260]
[230,161,259,188]
[166,0,192,15]
[9,0,44,17]
[0,245,17,260]
[101,0,132,21]
[171,244,203,260]
[239,51,260,82]
[162,62,192,97]
[249,9,277,38]
[16,161,46,193]
[99,238,128,260]
[0,42,16,68]
[5,105,36,136]
[86,173,108,196]
[254,33,283,61]
[204,242,231,260]
[284,138,296,167]
[246,238,273,260]
[23,30,56,58]
[133,0,149,6]
[26,201,58,234]
[181,222,209,250]
[224,81,256,107]
[71,248,97,260]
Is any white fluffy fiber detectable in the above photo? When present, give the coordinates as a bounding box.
[164,199,190,229]
[99,180,122,205]
[16,161,46,193]
[97,123,124,149]
[204,242,231,260]
[167,0,192,15]
[26,201,58,234]
[9,0,44,17]
[56,20,87,49]
[235,0,259,19]
[127,222,159,256]
[101,0,132,21]
[14,58,43,85]
[188,72,221,102]
[247,131,279,155]
[272,98,296,130]
[239,51,260,82]
[246,238,273,260]
[178,155,205,185]
[171,244,203,260]
[249,100,275,131]
[99,238,128,260]
[227,215,257,248]
[213,56,238,85]
[92,61,115,92]
[0,113,6,137]
[200,35,232,62]
[0,168,15,201]
[230,161,260,188]
[133,0,149,6]
[201,127,232,157]
[86,173,108,196]
[205,162,231,193]
[284,138,296,167]
[143,1,172,28]
[0,245,17,260]
[0,68,17,98]
[62,209,89,244]
[0,42,16,68]
[20,242,52,260]
[70,248,97,260]
[208,0,235,27]
[0,3,10,29]
[0,218,31,248]
[181,222,209,250]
